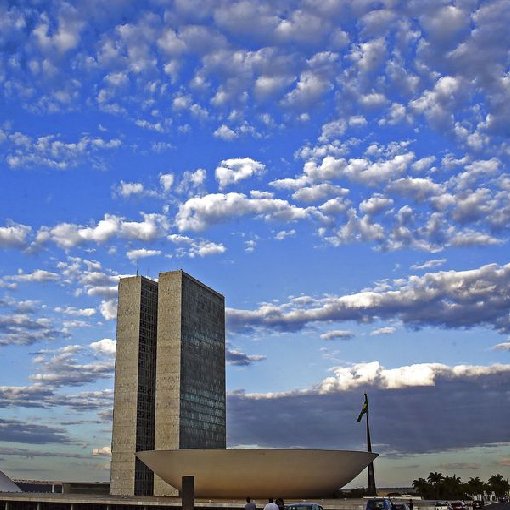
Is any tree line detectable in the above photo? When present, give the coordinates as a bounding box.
[412,473,510,500]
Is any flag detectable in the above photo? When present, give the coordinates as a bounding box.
[357,393,368,422]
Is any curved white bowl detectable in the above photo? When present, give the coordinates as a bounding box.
[137,449,377,498]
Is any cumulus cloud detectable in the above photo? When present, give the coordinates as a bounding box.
[371,326,396,336]
[116,181,145,198]
[30,344,114,388]
[213,124,237,140]
[168,234,226,258]
[0,222,31,248]
[215,158,265,189]
[0,313,66,347]
[274,229,296,240]
[90,339,116,356]
[126,248,162,261]
[92,446,111,456]
[320,330,354,341]
[0,418,71,444]
[175,193,311,232]
[37,213,168,248]
[227,261,510,335]
[226,347,266,366]
[99,300,117,320]
[227,361,510,455]
[54,307,96,317]
[411,259,446,270]
[160,173,174,192]
[5,269,59,283]
[292,184,348,203]
[4,128,121,170]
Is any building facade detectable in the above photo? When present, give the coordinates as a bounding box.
[154,271,226,496]
[110,276,158,496]
[110,271,226,497]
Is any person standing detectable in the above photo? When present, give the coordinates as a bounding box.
[409,500,414,510]
[264,498,279,510]
[246,497,257,510]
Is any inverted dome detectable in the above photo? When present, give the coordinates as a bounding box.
[137,448,377,498]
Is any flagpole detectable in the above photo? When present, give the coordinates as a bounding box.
[366,399,376,496]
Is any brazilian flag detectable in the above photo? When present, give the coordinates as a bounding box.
[357,393,368,422]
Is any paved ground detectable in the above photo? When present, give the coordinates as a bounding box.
[486,503,510,510]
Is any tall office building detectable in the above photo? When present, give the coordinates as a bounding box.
[110,276,158,496]
[110,271,226,497]
[154,271,226,496]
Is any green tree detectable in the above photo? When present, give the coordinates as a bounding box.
[443,474,463,499]
[466,477,486,497]
[487,474,510,497]
[428,472,445,499]
[413,477,431,499]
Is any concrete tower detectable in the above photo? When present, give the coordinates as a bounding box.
[110,271,226,497]
[110,276,158,496]
[153,271,226,496]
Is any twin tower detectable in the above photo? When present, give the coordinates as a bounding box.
[110,271,226,497]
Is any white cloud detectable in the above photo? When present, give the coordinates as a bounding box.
[160,173,174,192]
[386,177,444,201]
[213,124,237,140]
[90,339,116,356]
[412,156,436,173]
[371,326,396,336]
[318,119,346,143]
[320,330,354,341]
[117,181,145,198]
[175,169,207,195]
[92,446,111,456]
[88,287,117,297]
[6,270,59,282]
[227,261,510,336]
[4,128,121,170]
[194,240,226,257]
[168,234,226,258]
[176,192,311,232]
[99,300,117,320]
[274,229,296,240]
[255,75,294,98]
[0,223,31,248]
[319,361,445,392]
[283,71,333,109]
[126,249,161,261]
[245,240,256,253]
[411,259,446,270]
[292,184,348,203]
[358,195,394,216]
[215,158,265,189]
[493,341,510,351]
[350,37,387,73]
[54,307,96,317]
[37,213,168,248]
[226,347,266,366]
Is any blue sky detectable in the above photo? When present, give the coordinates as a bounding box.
[1,0,510,488]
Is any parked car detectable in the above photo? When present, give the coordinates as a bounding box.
[435,502,453,510]
[451,502,467,510]
[392,503,410,510]
[285,503,323,510]
[366,498,393,510]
